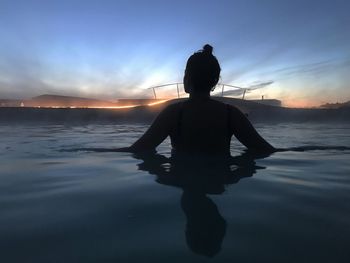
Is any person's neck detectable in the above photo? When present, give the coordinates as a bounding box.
[189,92,210,100]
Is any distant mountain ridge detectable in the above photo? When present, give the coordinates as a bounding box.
[0,94,159,107]
[320,101,350,109]
[33,94,105,102]
[30,94,117,107]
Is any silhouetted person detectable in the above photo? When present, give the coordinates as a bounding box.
[118,44,275,153]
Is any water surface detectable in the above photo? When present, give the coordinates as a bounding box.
[1,123,350,263]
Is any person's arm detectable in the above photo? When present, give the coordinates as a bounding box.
[229,106,275,152]
[117,105,174,152]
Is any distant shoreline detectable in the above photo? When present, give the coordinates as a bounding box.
[1,100,349,124]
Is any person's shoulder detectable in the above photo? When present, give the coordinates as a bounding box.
[209,98,228,108]
[224,103,247,117]
[226,104,241,111]
[159,100,185,116]
[162,100,186,112]
[211,99,240,111]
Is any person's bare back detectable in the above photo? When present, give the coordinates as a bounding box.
[170,98,233,153]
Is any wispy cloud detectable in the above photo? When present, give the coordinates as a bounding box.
[268,58,350,79]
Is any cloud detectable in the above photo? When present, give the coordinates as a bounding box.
[269,58,350,79]
[0,48,163,99]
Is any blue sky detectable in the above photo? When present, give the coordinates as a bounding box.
[0,0,349,106]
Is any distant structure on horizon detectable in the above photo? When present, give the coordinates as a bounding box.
[147,82,281,107]
[148,82,274,100]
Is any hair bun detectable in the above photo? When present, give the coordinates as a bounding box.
[203,44,213,55]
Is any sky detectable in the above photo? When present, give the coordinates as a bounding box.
[0,0,349,107]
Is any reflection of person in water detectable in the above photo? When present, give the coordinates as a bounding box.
[181,190,226,257]
[134,150,270,257]
[118,44,275,154]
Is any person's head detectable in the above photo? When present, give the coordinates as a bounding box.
[184,44,221,94]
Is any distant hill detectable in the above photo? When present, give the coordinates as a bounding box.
[250,99,282,107]
[0,94,160,107]
[320,101,350,109]
[28,94,115,107]
[0,99,22,107]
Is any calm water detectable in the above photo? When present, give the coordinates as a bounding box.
[1,123,350,263]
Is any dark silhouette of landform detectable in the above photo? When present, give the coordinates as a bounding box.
[320,101,350,109]
[0,94,159,108]
[0,94,349,123]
